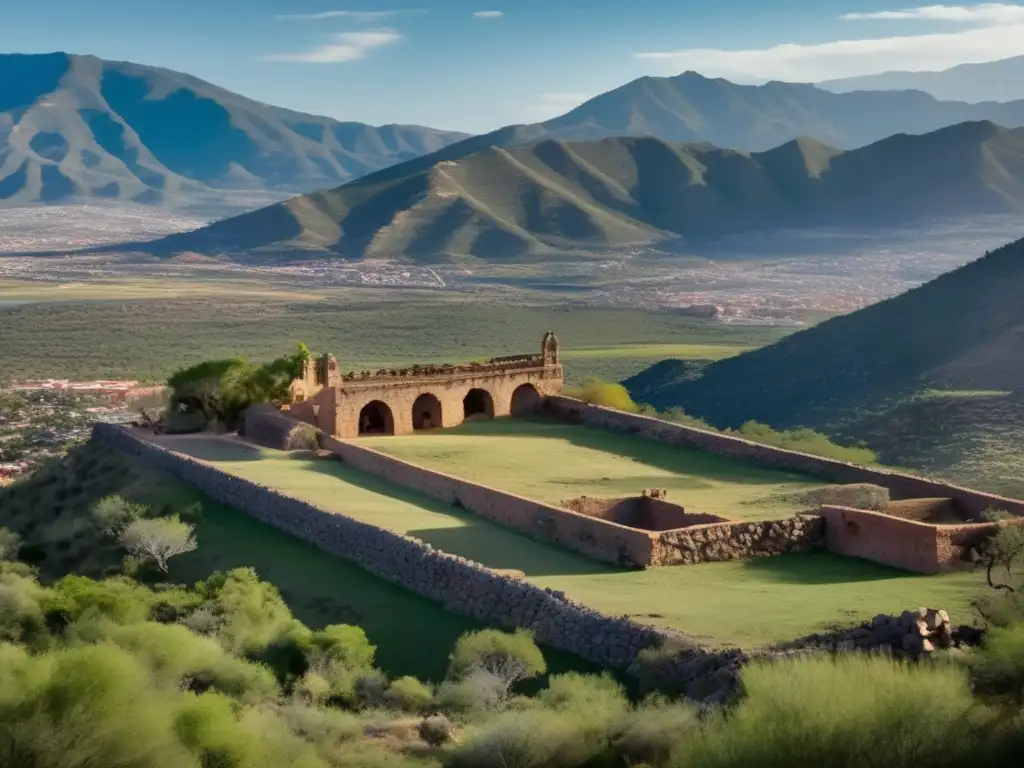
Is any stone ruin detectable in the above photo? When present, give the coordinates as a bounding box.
[284,332,564,438]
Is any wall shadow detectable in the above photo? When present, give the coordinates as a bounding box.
[737,552,930,585]
[419,416,818,488]
[297,459,619,577]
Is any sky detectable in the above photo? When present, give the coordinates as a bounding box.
[3,1,1024,133]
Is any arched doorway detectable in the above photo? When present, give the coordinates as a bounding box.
[412,393,443,430]
[358,401,394,435]
[510,383,542,416]
[463,388,495,420]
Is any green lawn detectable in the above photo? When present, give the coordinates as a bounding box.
[152,433,985,648]
[364,419,826,520]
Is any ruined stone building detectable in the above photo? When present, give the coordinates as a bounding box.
[286,332,564,438]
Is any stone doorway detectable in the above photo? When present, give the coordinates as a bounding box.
[358,401,395,435]
[463,388,495,420]
[412,393,443,430]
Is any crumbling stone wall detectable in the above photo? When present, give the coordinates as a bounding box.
[652,515,824,566]
[544,396,1024,519]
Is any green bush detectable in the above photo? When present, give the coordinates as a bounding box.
[385,675,435,713]
[969,623,1024,701]
[447,708,606,768]
[612,696,701,767]
[448,628,547,697]
[194,568,296,656]
[673,654,986,768]
[565,379,640,412]
[0,527,21,561]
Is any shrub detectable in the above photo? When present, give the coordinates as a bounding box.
[969,623,1024,701]
[446,708,605,768]
[673,654,987,768]
[565,379,640,412]
[448,629,546,700]
[46,574,155,626]
[91,495,147,536]
[419,714,454,746]
[437,669,508,715]
[0,527,22,561]
[612,696,700,767]
[384,675,435,713]
[119,515,197,574]
[195,568,296,655]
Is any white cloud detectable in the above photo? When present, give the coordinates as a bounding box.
[275,9,420,22]
[472,10,504,18]
[635,19,1024,81]
[841,3,1024,22]
[522,92,590,119]
[263,31,401,63]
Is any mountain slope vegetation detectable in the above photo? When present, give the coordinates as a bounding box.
[624,235,1024,493]
[0,52,467,211]
[142,121,1024,261]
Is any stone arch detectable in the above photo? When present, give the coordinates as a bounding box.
[510,383,542,416]
[412,392,442,430]
[463,388,495,420]
[358,400,394,435]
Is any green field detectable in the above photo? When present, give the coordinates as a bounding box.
[150,432,984,648]
[364,419,826,519]
[0,289,785,385]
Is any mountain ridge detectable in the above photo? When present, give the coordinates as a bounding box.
[0,51,469,211]
[136,120,1024,262]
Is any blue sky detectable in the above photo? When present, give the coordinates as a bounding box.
[4,1,1024,133]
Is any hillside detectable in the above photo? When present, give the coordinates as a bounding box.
[0,52,467,210]
[819,56,1024,104]
[538,70,1024,150]
[141,121,1024,261]
[624,235,1024,493]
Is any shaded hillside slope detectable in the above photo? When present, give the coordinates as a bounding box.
[625,235,1024,427]
[539,70,1024,150]
[819,56,1024,104]
[0,52,467,209]
[142,121,1024,261]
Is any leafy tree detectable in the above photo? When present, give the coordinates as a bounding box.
[448,629,546,701]
[119,516,197,573]
[91,495,147,536]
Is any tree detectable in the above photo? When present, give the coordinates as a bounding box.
[979,509,1024,593]
[92,495,147,536]
[447,629,546,701]
[119,516,197,573]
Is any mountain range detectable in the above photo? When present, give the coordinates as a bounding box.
[140,120,1024,262]
[8,53,1024,213]
[624,233,1024,494]
[819,56,1024,104]
[0,52,468,211]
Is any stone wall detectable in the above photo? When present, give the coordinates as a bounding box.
[319,434,657,568]
[818,506,945,574]
[652,515,824,566]
[91,423,662,672]
[544,397,1024,519]
[241,404,319,451]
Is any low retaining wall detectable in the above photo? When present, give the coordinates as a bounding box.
[544,396,1024,519]
[820,506,1024,574]
[654,515,824,566]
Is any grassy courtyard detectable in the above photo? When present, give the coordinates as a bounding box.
[152,434,984,648]
[363,419,828,520]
